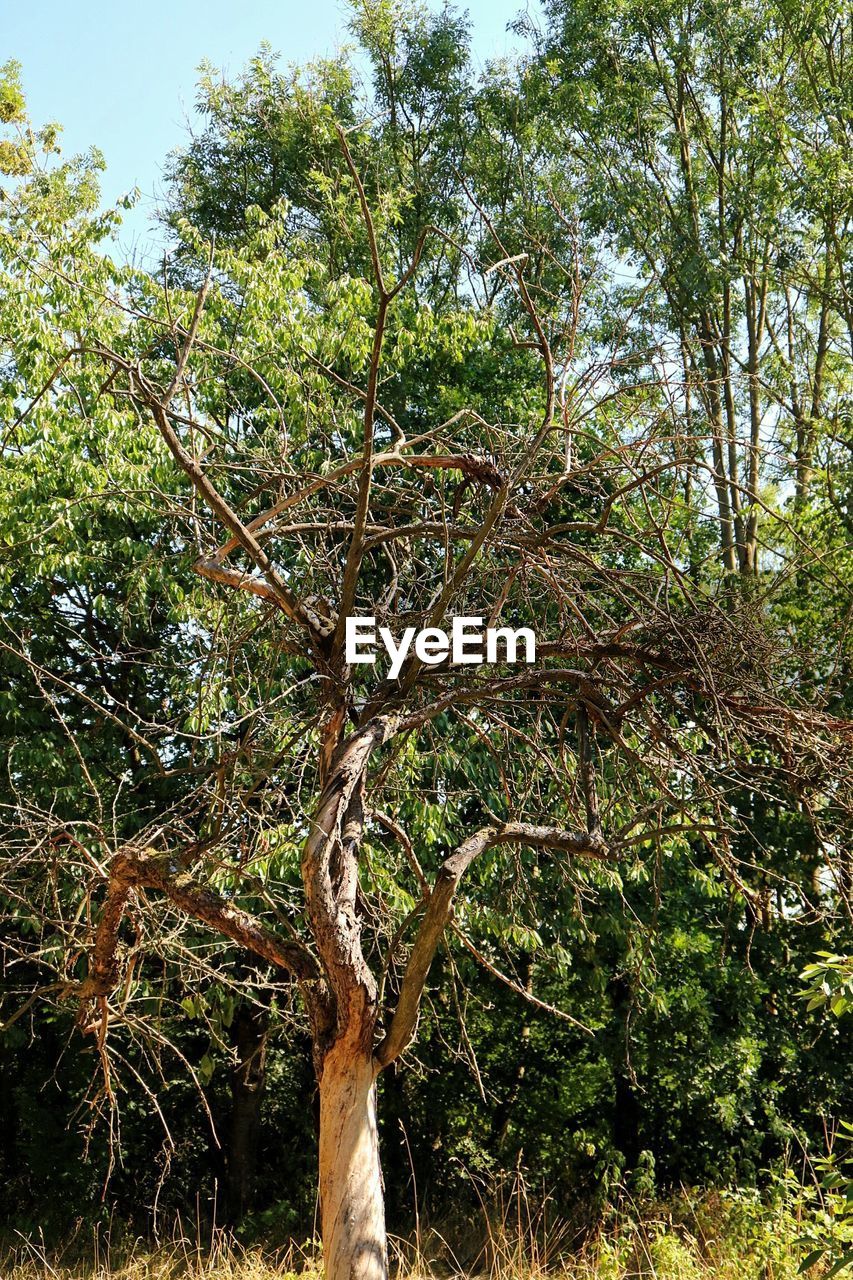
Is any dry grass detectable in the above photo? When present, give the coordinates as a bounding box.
[0,1230,318,1280]
[0,1185,828,1280]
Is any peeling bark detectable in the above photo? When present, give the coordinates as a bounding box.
[319,1044,387,1280]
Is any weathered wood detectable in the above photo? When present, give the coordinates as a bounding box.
[319,1044,387,1280]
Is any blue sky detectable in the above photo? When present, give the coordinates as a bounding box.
[4,0,538,256]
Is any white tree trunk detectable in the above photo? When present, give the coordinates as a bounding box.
[319,1041,387,1280]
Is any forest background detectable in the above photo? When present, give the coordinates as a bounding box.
[0,1,851,1277]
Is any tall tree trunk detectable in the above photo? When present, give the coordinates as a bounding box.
[226,1002,269,1224]
[609,974,641,1169]
[492,953,534,1146]
[299,717,396,1280]
[697,322,738,575]
[318,1040,388,1280]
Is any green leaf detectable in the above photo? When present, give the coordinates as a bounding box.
[824,1248,853,1279]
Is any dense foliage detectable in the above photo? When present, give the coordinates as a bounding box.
[0,0,850,1263]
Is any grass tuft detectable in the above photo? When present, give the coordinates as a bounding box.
[0,1183,834,1279]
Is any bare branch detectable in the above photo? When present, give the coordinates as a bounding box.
[78,848,321,1021]
[374,822,609,1068]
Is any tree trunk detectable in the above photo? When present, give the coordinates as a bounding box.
[319,1041,388,1280]
[226,1002,269,1224]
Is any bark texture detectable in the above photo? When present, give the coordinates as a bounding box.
[319,1044,387,1280]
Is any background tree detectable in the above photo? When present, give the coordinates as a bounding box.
[527,0,852,575]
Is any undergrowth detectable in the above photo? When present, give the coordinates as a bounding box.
[1,1181,844,1279]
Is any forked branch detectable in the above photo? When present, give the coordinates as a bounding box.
[374,822,610,1068]
[78,847,321,1019]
